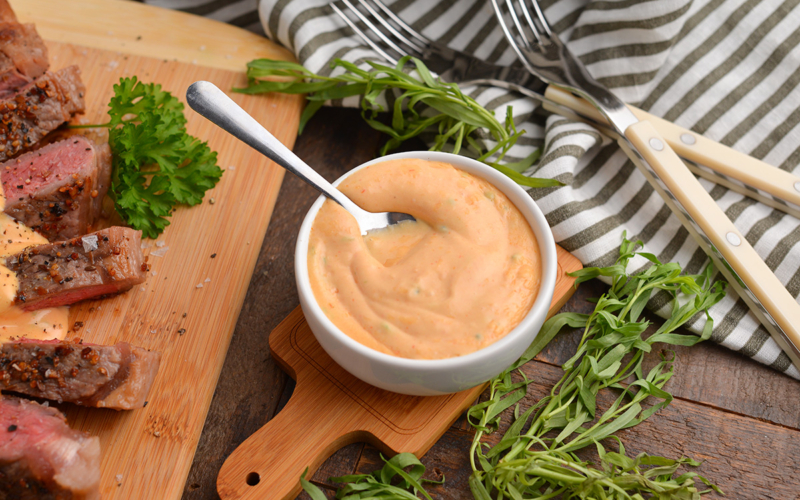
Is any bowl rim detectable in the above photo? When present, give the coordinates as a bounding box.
[295,150,557,371]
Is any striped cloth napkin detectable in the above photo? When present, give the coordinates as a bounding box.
[150,0,800,380]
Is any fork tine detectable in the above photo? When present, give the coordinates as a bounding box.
[356,0,428,54]
[516,0,547,43]
[336,0,410,61]
[504,0,538,47]
[370,0,430,48]
[331,2,399,64]
[490,0,537,74]
[528,0,553,37]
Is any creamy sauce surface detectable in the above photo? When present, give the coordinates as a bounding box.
[0,192,68,342]
[308,159,540,359]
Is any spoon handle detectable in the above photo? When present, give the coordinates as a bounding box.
[186,81,360,213]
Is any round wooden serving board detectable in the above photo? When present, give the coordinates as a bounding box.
[10,1,304,499]
[217,246,583,500]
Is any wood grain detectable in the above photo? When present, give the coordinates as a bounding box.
[216,246,582,500]
[316,279,800,499]
[367,358,800,499]
[175,105,800,500]
[12,0,294,72]
[2,2,304,498]
[56,44,300,500]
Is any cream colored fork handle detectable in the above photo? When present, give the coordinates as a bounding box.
[625,121,800,370]
[545,86,800,209]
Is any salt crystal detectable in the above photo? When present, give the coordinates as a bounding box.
[151,271,158,277]
[141,241,152,249]
[225,54,232,59]
[204,278,211,282]
[108,60,119,70]
[81,235,98,252]
[140,286,146,292]
[107,30,114,35]
[151,246,169,257]
[115,474,123,483]
[196,283,203,288]
[199,45,206,51]
[150,329,156,334]
[229,166,235,170]
[192,59,198,65]
[156,241,166,248]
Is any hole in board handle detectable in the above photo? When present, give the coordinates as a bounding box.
[246,472,260,486]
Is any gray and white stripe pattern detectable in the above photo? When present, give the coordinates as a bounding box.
[170,0,800,379]
[143,0,265,34]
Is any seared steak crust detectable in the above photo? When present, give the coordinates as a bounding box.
[0,66,85,162]
[0,340,161,410]
[0,0,15,23]
[0,21,50,90]
[0,0,49,99]
[0,396,100,500]
[2,136,111,241]
[6,227,148,311]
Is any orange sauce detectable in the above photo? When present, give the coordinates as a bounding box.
[308,159,540,359]
[0,191,68,342]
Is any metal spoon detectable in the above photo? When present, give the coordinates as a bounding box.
[186,81,414,234]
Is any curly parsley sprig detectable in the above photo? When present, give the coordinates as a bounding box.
[73,77,223,238]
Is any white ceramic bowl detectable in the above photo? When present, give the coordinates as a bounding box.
[295,151,557,396]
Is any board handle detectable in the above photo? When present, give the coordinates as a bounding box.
[216,381,359,500]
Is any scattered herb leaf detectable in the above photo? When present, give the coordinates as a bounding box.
[300,234,726,499]
[467,232,727,498]
[236,56,558,189]
[73,77,223,238]
[301,453,442,499]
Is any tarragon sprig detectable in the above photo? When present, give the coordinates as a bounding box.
[301,453,443,499]
[299,234,726,499]
[467,233,727,499]
[236,56,559,189]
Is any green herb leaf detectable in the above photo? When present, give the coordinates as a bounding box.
[75,76,223,238]
[466,232,727,498]
[237,57,563,190]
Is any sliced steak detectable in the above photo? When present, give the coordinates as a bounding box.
[0,340,161,410]
[6,226,147,311]
[0,22,49,88]
[2,136,111,240]
[0,0,15,22]
[0,396,100,500]
[0,65,85,162]
[0,1,49,98]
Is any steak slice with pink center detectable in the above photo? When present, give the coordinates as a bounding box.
[0,340,161,410]
[2,135,111,241]
[6,226,148,311]
[0,396,100,500]
[0,65,85,162]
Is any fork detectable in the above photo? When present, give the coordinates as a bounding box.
[493,0,800,369]
[330,0,800,218]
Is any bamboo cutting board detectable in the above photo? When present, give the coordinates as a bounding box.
[10,0,303,498]
[217,246,583,500]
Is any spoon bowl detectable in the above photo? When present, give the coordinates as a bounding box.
[185,81,414,234]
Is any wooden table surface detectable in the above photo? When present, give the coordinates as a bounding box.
[180,107,800,500]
